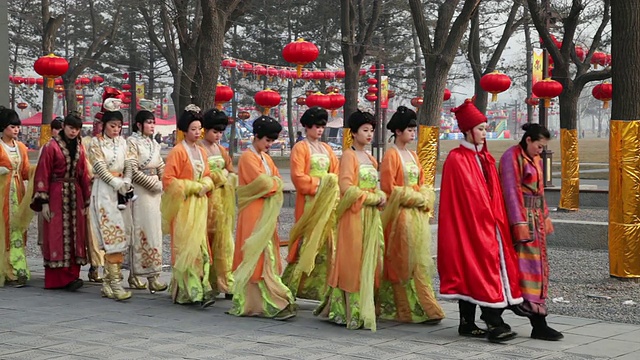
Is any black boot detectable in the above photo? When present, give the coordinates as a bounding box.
[530,314,564,341]
[481,307,517,343]
[458,300,487,338]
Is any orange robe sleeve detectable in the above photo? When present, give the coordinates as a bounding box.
[330,149,366,293]
[380,148,401,197]
[220,146,235,173]
[162,144,185,189]
[290,142,319,196]
[18,143,30,180]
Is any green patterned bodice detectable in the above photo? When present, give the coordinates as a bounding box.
[359,164,378,190]
[208,155,226,172]
[405,162,420,187]
[309,153,330,178]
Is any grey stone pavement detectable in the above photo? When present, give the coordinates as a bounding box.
[1,259,639,359]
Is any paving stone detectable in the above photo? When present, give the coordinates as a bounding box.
[516,333,601,352]
[1,349,68,360]
[490,344,554,358]
[565,322,640,338]
[565,338,640,358]
[610,329,640,343]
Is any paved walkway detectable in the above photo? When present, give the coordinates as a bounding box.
[0,260,638,359]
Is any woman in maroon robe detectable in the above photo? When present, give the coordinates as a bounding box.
[31,113,92,290]
[437,99,523,343]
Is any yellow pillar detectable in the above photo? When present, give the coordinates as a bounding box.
[417,126,439,187]
[558,129,580,210]
[608,120,640,278]
[39,124,52,147]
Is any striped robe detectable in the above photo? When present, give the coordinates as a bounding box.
[499,145,554,316]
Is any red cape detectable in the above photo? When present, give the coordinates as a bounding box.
[437,143,523,308]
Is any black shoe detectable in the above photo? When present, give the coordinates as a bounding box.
[200,298,216,309]
[487,325,518,343]
[458,323,488,338]
[224,293,233,300]
[65,279,84,292]
[531,325,564,341]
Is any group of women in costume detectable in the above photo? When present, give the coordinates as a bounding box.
[0,96,561,343]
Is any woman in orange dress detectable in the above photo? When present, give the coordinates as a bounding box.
[378,106,444,323]
[315,110,386,331]
[161,105,215,308]
[200,108,236,299]
[0,107,31,287]
[282,107,339,301]
[228,116,296,320]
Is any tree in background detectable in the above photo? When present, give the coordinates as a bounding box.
[527,0,611,210]
[408,0,481,186]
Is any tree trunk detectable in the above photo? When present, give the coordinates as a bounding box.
[524,20,534,124]
[608,0,640,278]
[192,2,225,109]
[40,0,65,145]
[418,58,448,127]
[411,25,423,97]
[557,87,580,211]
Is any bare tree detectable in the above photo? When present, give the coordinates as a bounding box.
[340,0,381,134]
[527,0,611,209]
[40,0,65,135]
[408,0,481,185]
[468,0,525,113]
[61,1,123,114]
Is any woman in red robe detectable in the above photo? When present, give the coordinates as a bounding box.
[437,99,523,343]
[31,113,92,290]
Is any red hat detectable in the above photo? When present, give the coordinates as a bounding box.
[451,99,487,133]
[95,87,124,120]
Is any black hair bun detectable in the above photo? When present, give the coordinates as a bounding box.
[300,107,328,127]
[387,106,417,132]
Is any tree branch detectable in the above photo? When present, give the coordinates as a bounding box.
[433,0,458,52]
[441,0,481,62]
[575,66,611,90]
[408,0,433,54]
[582,0,610,68]
[527,0,562,67]
[484,0,522,73]
[467,8,482,80]
[355,0,381,62]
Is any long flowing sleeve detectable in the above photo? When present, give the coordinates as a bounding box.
[18,143,30,180]
[238,152,279,198]
[499,147,530,242]
[123,138,135,185]
[380,149,399,197]
[290,142,319,196]
[77,146,92,207]
[127,137,160,191]
[31,142,54,211]
[89,137,123,190]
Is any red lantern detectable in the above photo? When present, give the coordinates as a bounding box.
[358,68,367,77]
[306,92,331,109]
[17,102,28,110]
[365,93,377,102]
[327,93,346,116]
[591,51,607,68]
[57,94,63,99]
[123,73,129,80]
[239,63,253,77]
[122,97,132,105]
[311,70,325,83]
[301,70,313,81]
[54,85,65,93]
[605,54,612,67]
[54,78,63,85]
[122,83,132,91]
[388,90,396,99]
[253,65,267,79]
[532,78,563,107]
[122,91,132,98]
[92,101,101,107]
[267,67,278,80]
[410,97,423,109]
[282,38,319,77]
[215,83,234,110]
[480,71,511,102]
[296,97,306,106]
[91,75,104,86]
[592,82,613,109]
[76,94,84,102]
[323,70,335,81]
[326,86,339,93]
[12,76,24,85]
[237,111,251,120]
[221,58,237,69]
[36,77,44,87]
[277,68,290,81]
[80,77,91,86]
[369,64,384,73]
[254,89,281,114]
[525,97,540,106]
[33,53,69,87]
[25,77,36,86]
[575,46,586,62]
[335,70,345,80]
[366,78,378,85]
[443,88,452,101]
[367,86,378,93]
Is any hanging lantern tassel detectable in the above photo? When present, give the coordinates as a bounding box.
[491,92,498,102]
[216,102,224,110]
[544,98,551,108]
[45,76,55,88]
[263,106,271,115]
[296,65,303,77]
[602,99,610,109]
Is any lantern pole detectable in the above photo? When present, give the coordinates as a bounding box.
[538,0,554,188]
[0,0,8,105]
